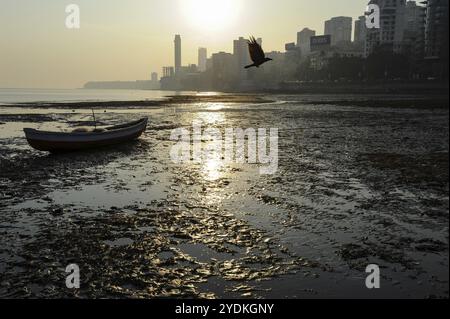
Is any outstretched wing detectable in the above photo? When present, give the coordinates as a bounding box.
[248,36,265,63]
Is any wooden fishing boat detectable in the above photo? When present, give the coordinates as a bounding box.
[24,118,148,153]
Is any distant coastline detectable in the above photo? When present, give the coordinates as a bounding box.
[83,80,160,90]
[82,80,449,95]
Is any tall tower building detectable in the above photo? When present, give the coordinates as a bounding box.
[403,1,426,61]
[211,52,235,90]
[365,0,407,56]
[233,37,251,79]
[424,0,449,78]
[424,0,449,60]
[324,16,353,46]
[198,47,207,72]
[297,28,316,56]
[174,35,182,75]
[354,16,367,46]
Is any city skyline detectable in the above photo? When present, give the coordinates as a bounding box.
[157,0,448,92]
[0,0,366,88]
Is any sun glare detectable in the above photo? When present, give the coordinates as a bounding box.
[180,0,241,31]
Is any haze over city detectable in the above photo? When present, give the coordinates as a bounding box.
[0,0,364,88]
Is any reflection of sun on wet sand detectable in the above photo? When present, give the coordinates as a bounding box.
[196,111,226,124]
[202,157,225,181]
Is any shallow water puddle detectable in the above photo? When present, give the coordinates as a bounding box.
[48,182,167,208]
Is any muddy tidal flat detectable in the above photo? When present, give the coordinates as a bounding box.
[0,93,448,298]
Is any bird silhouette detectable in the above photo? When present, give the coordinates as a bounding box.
[245,36,273,69]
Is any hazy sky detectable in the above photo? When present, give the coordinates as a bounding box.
[0,0,366,88]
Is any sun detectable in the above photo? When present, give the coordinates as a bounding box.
[180,0,241,31]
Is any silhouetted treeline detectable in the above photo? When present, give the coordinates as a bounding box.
[296,49,448,82]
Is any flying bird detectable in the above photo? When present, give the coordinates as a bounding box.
[245,36,273,69]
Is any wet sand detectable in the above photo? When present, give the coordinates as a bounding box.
[0,94,448,298]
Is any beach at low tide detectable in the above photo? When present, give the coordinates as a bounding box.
[0,91,448,298]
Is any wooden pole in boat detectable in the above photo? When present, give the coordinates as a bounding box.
[91,108,97,130]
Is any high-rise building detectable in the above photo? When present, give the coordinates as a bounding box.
[163,67,174,78]
[423,0,449,78]
[324,16,353,46]
[424,0,449,60]
[151,72,158,82]
[206,58,213,71]
[405,1,426,33]
[403,1,426,62]
[354,16,367,46]
[297,28,316,56]
[198,48,207,72]
[174,35,182,75]
[233,37,251,79]
[310,35,332,52]
[365,0,407,56]
[285,43,297,51]
[211,52,236,90]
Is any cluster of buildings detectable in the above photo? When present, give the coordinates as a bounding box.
[156,0,448,91]
[159,35,266,91]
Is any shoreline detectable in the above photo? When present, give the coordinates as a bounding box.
[79,80,450,95]
[0,94,274,109]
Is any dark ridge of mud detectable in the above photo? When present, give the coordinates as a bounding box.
[339,236,448,269]
[303,97,449,109]
[3,94,274,109]
[3,100,163,109]
[0,114,56,122]
[359,152,449,186]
